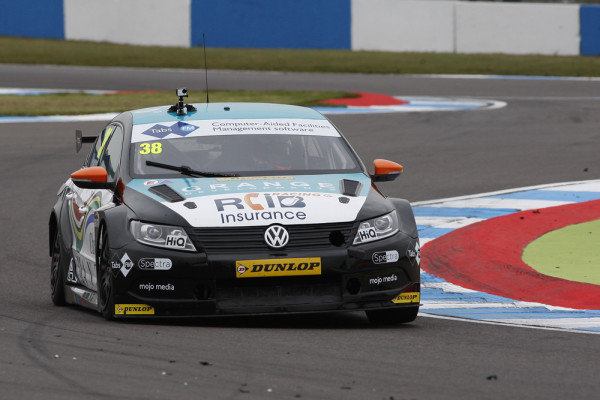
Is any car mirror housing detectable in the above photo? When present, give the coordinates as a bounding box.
[371,159,403,182]
[71,166,113,189]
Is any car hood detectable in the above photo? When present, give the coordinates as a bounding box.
[125,173,377,228]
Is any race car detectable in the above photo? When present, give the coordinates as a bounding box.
[49,89,421,324]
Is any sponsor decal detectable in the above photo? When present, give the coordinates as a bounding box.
[369,273,398,286]
[138,283,175,291]
[131,119,339,143]
[392,292,420,304]
[356,227,377,244]
[139,121,197,139]
[111,253,134,277]
[216,176,293,182]
[407,242,421,266]
[69,192,101,252]
[67,258,78,283]
[143,179,172,186]
[235,257,322,278]
[115,304,155,315]
[126,173,370,228]
[73,253,95,290]
[138,258,173,271]
[215,193,309,225]
[165,235,187,249]
[372,250,400,265]
[179,181,338,196]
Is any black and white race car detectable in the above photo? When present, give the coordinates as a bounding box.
[49,89,421,324]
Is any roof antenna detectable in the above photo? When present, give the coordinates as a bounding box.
[203,33,210,104]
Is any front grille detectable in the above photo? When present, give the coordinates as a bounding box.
[216,276,341,307]
[188,222,356,254]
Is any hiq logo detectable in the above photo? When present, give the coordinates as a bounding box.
[165,235,187,249]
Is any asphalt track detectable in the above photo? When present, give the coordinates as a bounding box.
[1,65,600,399]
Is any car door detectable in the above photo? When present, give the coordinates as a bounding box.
[67,123,124,291]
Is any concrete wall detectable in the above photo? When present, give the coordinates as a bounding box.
[64,0,191,47]
[1,0,599,56]
[352,0,455,53]
[352,0,580,55]
[455,2,580,55]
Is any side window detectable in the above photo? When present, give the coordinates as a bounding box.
[86,125,116,167]
[99,125,124,182]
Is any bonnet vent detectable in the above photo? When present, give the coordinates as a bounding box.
[148,184,185,203]
[339,179,363,197]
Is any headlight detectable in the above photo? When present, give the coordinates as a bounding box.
[130,221,196,252]
[353,211,399,245]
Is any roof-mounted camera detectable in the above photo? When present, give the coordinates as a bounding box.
[169,87,197,116]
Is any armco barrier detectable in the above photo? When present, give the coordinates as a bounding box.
[1,0,599,56]
[190,0,351,49]
[0,0,64,39]
[581,5,600,56]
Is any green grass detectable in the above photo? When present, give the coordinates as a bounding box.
[2,36,599,116]
[0,90,353,116]
[2,36,600,76]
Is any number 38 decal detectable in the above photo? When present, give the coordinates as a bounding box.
[139,142,162,155]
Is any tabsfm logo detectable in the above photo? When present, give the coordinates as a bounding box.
[235,257,321,278]
[372,250,399,264]
[111,253,134,277]
[115,304,155,315]
[138,258,172,270]
[406,242,421,265]
[140,122,198,139]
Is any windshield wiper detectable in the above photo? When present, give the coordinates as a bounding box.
[146,161,239,178]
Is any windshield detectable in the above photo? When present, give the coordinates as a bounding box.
[131,132,362,177]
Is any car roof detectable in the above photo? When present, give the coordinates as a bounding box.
[130,102,328,126]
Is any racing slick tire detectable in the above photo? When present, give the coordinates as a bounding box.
[50,231,67,306]
[97,227,115,321]
[365,306,419,325]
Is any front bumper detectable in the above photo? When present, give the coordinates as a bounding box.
[107,232,420,318]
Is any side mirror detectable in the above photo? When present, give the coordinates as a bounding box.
[71,166,113,189]
[371,159,403,182]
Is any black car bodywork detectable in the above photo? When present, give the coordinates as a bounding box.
[49,96,420,324]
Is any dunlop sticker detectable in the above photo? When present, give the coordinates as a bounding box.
[236,257,321,278]
[115,304,155,315]
[391,292,420,304]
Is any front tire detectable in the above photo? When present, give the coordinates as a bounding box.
[50,232,67,306]
[366,306,419,325]
[97,228,115,320]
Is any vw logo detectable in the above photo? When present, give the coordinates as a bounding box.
[264,225,289,249]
